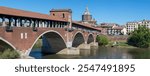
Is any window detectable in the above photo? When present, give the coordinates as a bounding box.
[21,33,23,39]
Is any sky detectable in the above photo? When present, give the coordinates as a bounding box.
[0,0,150,25]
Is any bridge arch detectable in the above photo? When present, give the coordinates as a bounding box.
[27,30,67,55]
[87,34,94,44]
[72,31,85,47]
[0,37,16,50]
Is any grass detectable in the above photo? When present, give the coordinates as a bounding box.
[107,41,136,48]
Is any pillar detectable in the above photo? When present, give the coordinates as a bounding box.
[42,21,44,27]
[52,21,54,28]
[16,18,20,27]
[60,22,62,28]
[39,21,41,27]
[35,20,38,27]
[9,17,13,27]
[14,18,17,27]
[30,19,33,27]
[2,17,6,27]
[36,20,39,27]
[48,21,51,28]
[57,22,59,28]
[54,22,56,28]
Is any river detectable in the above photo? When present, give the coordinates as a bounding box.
[29,47,150,59]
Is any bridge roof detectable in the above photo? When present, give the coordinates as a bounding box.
[0,6,67,22]
[72,21,101,31]
[0,6,101,32]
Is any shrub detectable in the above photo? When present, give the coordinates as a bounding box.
[0,49,20,59]
[96,35,109,46]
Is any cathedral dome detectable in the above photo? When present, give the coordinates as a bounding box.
[84,7,90,15]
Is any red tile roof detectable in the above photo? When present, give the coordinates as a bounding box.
[112,27,123,30]
[72,21,101,31]
[50,9,72,13]
[0,6,67,22]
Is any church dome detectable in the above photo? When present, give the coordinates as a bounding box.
[84,7,90,15]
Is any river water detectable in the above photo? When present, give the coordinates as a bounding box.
[29,47,150,59]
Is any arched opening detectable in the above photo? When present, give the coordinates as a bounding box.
[72,32,85,47]
[0,38,16,51]
[0,40,14,51]
[87,34,94,44]
[0,39,19,59]
[29,31,66,58]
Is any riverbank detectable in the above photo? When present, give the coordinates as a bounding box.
[105,41,150,59]
[107,41,137,48]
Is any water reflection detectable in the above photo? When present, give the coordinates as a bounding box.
[30,47,149,59]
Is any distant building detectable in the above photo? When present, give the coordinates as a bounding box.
[96,23,127,35]
[126,20,150,34]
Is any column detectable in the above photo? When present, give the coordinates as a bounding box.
[29,19,33,27]
[45,21,47,27]
[48,21,51,28]
[24,19,27,27]
[2,17,6,27]
[14,18,17,27]
[39,21,41,27]
[59,22,62,28]
[52,21,54,28]
[57,22,59,28]
[61,22,63,28]
[9,17,13,27]
[35,20,38,27]
[55,22,57,28]
[17,18,21,27]
[42,21,44,27]
[21,19,25,27]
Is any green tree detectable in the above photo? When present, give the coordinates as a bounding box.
[127,26,150,48]
[96,35,109,46]
[0,49,20,59]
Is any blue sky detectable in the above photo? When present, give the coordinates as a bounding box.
[0,0,150,25]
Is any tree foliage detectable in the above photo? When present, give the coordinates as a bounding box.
[0,49,20,59]
[96,35,109,46]
[127,26,150,48]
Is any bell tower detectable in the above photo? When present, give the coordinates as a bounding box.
[50,9,72,20]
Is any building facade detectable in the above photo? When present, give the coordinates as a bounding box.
[96,23,127,35]
[126,20,150,34]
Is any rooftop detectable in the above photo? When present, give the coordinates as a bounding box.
[0,6,66,22]
[50,9,72,13]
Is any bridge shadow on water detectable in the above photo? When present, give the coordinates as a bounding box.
[29,46,99,59]
[30,46,142,59]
